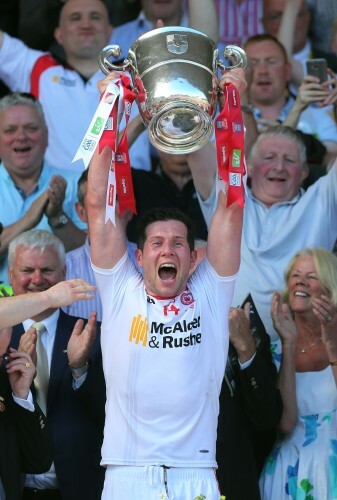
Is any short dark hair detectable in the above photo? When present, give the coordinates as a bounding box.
[77,168,89,205]
[244,34,289,63]
[137,207,195,251]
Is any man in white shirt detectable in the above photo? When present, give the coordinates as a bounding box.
[244,33,337,161]
[0,92,87,285]
[87,68,246,499]
[0,0,151,173]
[199,124,337,341]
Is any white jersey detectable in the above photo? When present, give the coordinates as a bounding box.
[0,33,151,174]
[93,253,236,467]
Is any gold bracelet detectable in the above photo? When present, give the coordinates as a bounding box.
[330,360,337,366]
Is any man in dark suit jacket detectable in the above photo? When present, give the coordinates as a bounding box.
[216,297,283,500]
[0,348,53,500]
[8,229,106,500]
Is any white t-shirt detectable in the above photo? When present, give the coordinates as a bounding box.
[93,253,236,467]
[199,166,337,341]
[0,33,151,174]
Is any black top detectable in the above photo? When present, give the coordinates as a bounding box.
[126,166,208,243]
[0,370,53,500]
[216,297,282,500]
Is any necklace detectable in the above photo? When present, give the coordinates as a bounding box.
[295,337,322,353]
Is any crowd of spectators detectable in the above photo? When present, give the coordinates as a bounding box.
[0,0,337,499]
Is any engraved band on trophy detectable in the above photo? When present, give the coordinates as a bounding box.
[98,26,247,155]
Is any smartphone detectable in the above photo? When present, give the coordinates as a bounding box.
[306,58,328,83]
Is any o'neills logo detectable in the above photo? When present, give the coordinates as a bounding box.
[221,145,228,165]
[129,314,148,346]
[108,183,114,206]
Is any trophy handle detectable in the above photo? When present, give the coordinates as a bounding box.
[98,45,130,74]
[218,45,247,71]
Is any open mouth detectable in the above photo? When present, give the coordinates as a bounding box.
[14,146,31,153]
[158,264,177,282]
[268,177,286,182]
[294,291,309,297]
[257,80,271,88]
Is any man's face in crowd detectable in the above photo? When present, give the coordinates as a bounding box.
[9,246,66,296]
[54,0,112,60]
[157,149,191,178]
[248,135,308,206]
[142,0,183,25]
[0,105,48,177]
[136,219,197,298]
[262,0,311,53]
[245,40,291,106]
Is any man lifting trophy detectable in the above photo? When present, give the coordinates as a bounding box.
[81,20,249,500]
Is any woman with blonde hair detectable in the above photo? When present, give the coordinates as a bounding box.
[260,247,337,499]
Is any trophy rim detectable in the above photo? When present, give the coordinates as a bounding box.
[132,26,215,45]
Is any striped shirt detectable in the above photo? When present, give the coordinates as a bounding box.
[216,0,263,48]
[64,238,138,322]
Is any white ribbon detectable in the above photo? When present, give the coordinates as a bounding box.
[72,79,121,169]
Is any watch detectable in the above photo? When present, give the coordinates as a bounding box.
[49,213,69,229]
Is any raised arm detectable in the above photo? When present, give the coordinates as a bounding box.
[87,147,128,269]
[276,0,305,88]
[45,175,86,251]
[87,75,128,270]
[207,188,243,277]
[200,67,246,276]
[187,67,248,204]
[188,0,219,42]
[0,279,96,329]
[271,292,298,434]
[186,141,217,201]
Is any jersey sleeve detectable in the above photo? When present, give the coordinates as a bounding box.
[0,33,44,91]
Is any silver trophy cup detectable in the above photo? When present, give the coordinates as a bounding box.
[99,26,247,154]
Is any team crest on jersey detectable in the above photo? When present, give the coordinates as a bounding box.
[181,291,194,305]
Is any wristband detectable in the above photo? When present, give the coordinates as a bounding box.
[49,213,69,229]
[330,360,337,366]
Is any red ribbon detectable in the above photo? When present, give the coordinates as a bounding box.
[214,82,245,208]
[99,76,138,215]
